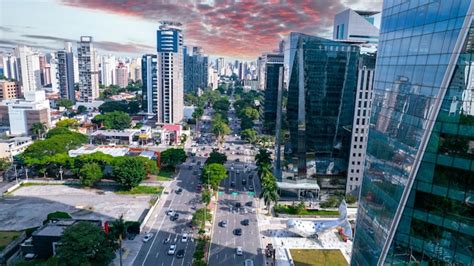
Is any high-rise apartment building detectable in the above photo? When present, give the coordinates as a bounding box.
[261,53,284,135]
[15,46,41,94]
[101,55,116,87]
[56,48,75,102]
[1,53,19,80]
[0,81,20,100]
[77,36,99,102]
[116,63,129,88]
[156,21,184,124]
[217,57,225,76]
[276,33,359,198]
[351,1,473,265]
[142,54,157,115]
[208,65,218,90]
[184,46,209,93]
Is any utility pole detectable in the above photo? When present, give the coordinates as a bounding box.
[59,166,63,181]
[14,164,18,183]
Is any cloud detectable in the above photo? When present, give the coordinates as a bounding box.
[59,0,382,58]
[0,26,14,33]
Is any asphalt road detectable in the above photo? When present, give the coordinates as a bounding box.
[134,161,204,266]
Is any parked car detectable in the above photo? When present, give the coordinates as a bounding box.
[166,209,175,216]
[248,185,254,191]
[245,259,254,266]
[220,220,227,227]
[171,213,179,221]
[233,228,242,236]
[176,249,185,258]
[241,219,250,226]
[176,188,183,194]
[168,245,177,255]
[142,233,153,242]
[235,202,242,208]
[163,237,170,244]
[245,201,253,207]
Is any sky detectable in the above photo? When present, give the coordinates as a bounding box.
[0,0,382,60]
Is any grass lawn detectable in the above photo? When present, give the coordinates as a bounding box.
[0,231,22,251]
[156,169,174,181]
[274,205,339,216]
[290,249,348,266]
[116,186,163,195]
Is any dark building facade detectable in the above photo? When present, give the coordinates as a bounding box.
[56,50,75,103]
[283,33,359,182]
[262,53,284,135]
[184,46,208,93]
[141,54,157,115]
[351,1,474,265]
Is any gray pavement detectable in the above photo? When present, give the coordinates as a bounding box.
[133,160,203,266]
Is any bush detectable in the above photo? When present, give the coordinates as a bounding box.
[44,211,72,224]
[124,221,140,235]
[79,162,103,187]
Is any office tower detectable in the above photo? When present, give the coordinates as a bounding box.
[261,53,284,135]
[334,9,380,53]
[346,53,376,195]
[77,36,99,102]
[0,90,50,136]
[56,48,75,102]
[351,1,473,265]
[116,63,129,88]
[128,58,141,81]
[277,33,359,198]
[184,46,209,93]
[101,55,116,87]
[142,54,157,115]
[156,21,184,124]
[1,53,19,80]
[0,80,20,100]
[15,46,41,94]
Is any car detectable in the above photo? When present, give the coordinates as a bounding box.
[188,165,192,170]
[245,259,254,266]
[176,249,185,258]
[168,244,177,255]
[163,237,171,244]
[220,220,227,227]
[236,158,240,162]
[230,181,235,187]
[236,246,243,256]
[181,233,188,243]
[143,233,154,243]
[193,170,198,175]
[235,202,241,208]
[241,219,250,226]
[234,228,242,236]
[171,213,179,221]
[176,188,183,194]
[197,161,202,165]
[248,185,254,191]
[236,170,240,174]
[245,201,253,207]
[242,179,247,185]
[166,209,175,216]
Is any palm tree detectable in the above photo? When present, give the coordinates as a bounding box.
[255,148,272,169]
[259,166,279,214]
[110,215,126,266]
[31,122,47,139]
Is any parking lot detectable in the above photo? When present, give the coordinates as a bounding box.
[0,185,153,230]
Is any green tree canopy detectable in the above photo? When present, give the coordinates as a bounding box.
[255,148,272,169]
[31,122,47,139]
[100,111,132,130]
[160,148,186,170]
[191,208,212,227]
[241,128,258,143]
[56,118,80,129]
[136,156,159,175]
[0,158,11,172]
[202,163,227,190]
[239,107,259,120]
[56,221,117,265]
[205,150,227,165]
[57,98,74,109]
[77,105,87,114]
[113,157,147,189]
[79,162,103,187]
[240,117,254,131]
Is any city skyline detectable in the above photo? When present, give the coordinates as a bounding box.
[0,0,382,60]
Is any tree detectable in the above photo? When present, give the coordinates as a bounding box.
[259,166,279,212]
[99,101,128,113]
[57,98,74,109]
[205,150,227,165]
[31,122,47,139]
[211,116,231,145]
[136,156,159,175]
[191,208,212,228]
[202,163,227,190]
[241,128,257,143]
[201,188,212,206]
[113,157,147,189]
[192,107,204,134]
[239,107,259,120]
[56,221,117,265]
[56,118,80,129]
[77,105,87,114]
[160,148,186,170]
[0,158,11,172]
[110,215,126,266]
[255,148,272,169]
[240,117,254,131]
[102,111,132,130]
[79,162,103,187]
[180,133,188,144]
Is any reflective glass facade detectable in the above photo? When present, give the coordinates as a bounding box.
[351,0,473,265]
[263,62,283,135]
[284,33,359,180]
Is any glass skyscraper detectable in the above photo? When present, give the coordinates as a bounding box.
[280,33,359,191]
[352,1,473,265]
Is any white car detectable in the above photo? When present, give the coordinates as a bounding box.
[236,246,243,256]
[181,233,188,243]
[142,233,154,242]
[168,244,177,255]
[245,259,254,266]
[166,209,175,216]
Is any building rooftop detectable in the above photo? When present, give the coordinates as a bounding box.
[91,129,138,137]
[69,145,129,157]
